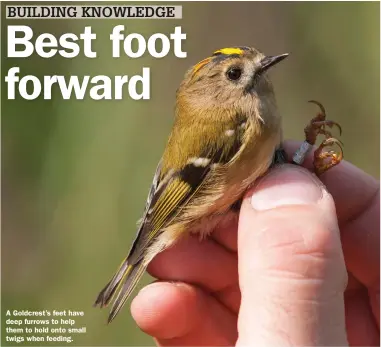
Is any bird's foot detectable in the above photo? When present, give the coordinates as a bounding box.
[313,137,343,175]
[292,100,343,175]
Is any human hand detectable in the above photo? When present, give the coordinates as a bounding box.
[130,141,380,346]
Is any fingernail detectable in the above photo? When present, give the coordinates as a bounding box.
[251,165,325,211]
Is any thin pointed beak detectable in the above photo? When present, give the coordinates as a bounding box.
[260,53,289,71]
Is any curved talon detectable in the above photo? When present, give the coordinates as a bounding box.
[313,137,344,175]
[320,135,344,146]
[329,122,342,136]
[320,137,344,153]
[308,100,326,118]
[307,100,342,136]
[295,100,344,172]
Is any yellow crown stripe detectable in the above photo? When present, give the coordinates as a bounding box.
[192,47,245,76]
[213,47,244,56]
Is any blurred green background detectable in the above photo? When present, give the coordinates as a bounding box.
[1,1,379,346]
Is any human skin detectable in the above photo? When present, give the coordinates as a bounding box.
[130,141,380,346]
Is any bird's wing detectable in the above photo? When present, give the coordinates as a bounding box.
[96,120,247,322]
[126,131,244,265]
[126,158,209,265]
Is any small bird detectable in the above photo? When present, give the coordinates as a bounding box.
[94,46,342,323]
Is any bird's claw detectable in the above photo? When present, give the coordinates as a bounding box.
[313,137,343,175]
[309,120,342,137]
[293,100,344,175]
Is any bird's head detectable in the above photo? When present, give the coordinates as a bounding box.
[176,46,288,125]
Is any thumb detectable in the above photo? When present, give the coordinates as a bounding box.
[237,165,348,346]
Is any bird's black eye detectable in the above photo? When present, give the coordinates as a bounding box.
[226,67,242,81]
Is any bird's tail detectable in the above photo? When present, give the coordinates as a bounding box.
[94,258,146,323]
